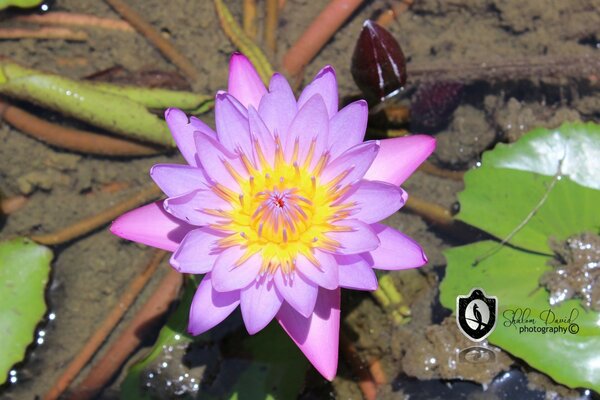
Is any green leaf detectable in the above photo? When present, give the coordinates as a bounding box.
[440,241,600,392]
[482,122,600,190]
[0,237,52,384]
[0,61,175,147]
[0,0,42,10]
[458,168,600,254]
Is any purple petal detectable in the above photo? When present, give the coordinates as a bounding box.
[248,106,276,167]
[215,92,254,156]
[188,273,240,335]
[327,100,368,158]
[274,269,318,318]
[150,164,209,197]
[258,73,297,138]
[240,277,283,334]
[195,132,246,191]
[297,66,338,118]
[337,254,378,291]
[345,180,405,223]
[327,219,379,255]
[211,247,262,292]
[228,53,267,109]
[163,189,230,226]
[284,94,329,164]
[321,141,379,187]
[110,200,192,251]
[365,223,428,269]
[165,108,216,167]
[170,228,224,273]
[295,250,338,290]
[364,135,436,185]
[277,288,340,381]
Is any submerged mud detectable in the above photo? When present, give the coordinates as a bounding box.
[542,232,600,311]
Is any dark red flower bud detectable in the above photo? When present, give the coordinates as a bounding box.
[351,20,407,102]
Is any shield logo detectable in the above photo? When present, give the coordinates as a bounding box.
[456,288,497,342]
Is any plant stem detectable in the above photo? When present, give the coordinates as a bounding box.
[31,184,162,245]
[404,195,454,226]
[282,0,364,78]
[340,329,378,400]
[418,161,465,181]
[13,11,135,31]
[407,54,600,84]
[0,100,162,156]
[375,0,414,28]
[0,27,87,40]
[242,0,257,39]
[104,0,200,83]
[264,0,279,57]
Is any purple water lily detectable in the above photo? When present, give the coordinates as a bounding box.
[110,53,435,380]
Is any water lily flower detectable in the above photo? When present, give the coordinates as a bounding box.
[110,53,435,380]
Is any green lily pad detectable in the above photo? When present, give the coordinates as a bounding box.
[458,168,600,254]
[482,122,600,190]
[441,123,600,391]
[0,237,52,384]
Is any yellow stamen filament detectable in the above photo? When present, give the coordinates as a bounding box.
[202,136,359,278]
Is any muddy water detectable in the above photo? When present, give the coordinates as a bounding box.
[1,0,599,399]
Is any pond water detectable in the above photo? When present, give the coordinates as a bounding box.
[0,0,599,399]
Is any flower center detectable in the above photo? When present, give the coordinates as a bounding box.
[251,188,312,243]
[208,136,354,275]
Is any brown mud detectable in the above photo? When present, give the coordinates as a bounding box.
[1,0,599,399]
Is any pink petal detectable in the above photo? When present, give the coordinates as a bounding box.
[365,223,428,270]
[295,250,338,290]
[240,277,283,334]
[321,141,380,188]
[327,219,380,255]
[150,164,209,197]
[227,52,267,109]
[345,180,405,223]
[284,94,329,164]
[188,273,240,335]
[170,228,224,274]
[337,255,378,291]
[258,73,297,138]
[165,108,216,167]
[163,189,230,226]
[328,100,368,158]
[274,270,318,318]
[110,200,192,252]
[211,247,262,292]
[215,92,254,156]
[195,132,246,191]
[364,135,436,186]
[297,66,338,118]
[277,287,340,381]
[248,106,275,166]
